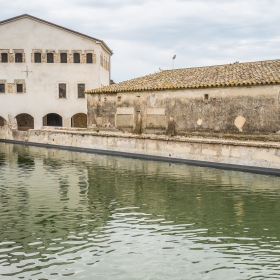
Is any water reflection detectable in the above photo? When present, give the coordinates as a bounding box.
[1,142,280,279]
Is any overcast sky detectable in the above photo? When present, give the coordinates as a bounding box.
[1,0,280,82]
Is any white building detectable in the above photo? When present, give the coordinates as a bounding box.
[0,14,112,130]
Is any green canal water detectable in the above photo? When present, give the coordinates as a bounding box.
[1,143,280,279]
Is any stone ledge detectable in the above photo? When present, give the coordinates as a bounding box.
[27,128,280,149]
[1,138,280,177]
[2,127,280,171]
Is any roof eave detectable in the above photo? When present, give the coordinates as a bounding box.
[87,81,280,94]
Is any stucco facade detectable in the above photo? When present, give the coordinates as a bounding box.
[0,14,112,130]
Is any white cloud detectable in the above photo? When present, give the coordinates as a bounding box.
[1,0,280,82]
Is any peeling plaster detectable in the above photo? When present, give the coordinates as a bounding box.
[234,116,246,132]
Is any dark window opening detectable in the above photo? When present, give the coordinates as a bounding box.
[60,53,67,63]
[17,84,23,93]
[212,98,217,103]
[59,84,66,98]
[47,53,54,63]
[78,84,85,98]
[86,53,93,63]
[45,113,62,127]
[1,53,8,63]
[34,52,41,63]
[118,96,121,102]
[204,94,209,102]
[0,84,5,93]
[74,53,80,63]
[15,53,23,63]
[0,117,6,127]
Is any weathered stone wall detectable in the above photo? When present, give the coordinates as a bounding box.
[87,93,117,129]
[87,84,280,134]
[1,128,280,171]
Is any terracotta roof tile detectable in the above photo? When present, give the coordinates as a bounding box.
[86,59,280,94]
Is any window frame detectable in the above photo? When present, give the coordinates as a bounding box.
[15,53,23,63]
[1,53,8,63]
[73,53,80,63]
[60,53,67,63]
[0,84,5,93]
[86,53,93,63]
[34,52,42,63]
[58,83,67,98]
[100,54,103,67]
[17,84,23,93]
[47,53,54,63]
[77,83,85,98]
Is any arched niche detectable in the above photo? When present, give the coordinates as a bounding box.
[0,116,7,127]
[43,113,63,127]
[71,113,87,128]
[16,113,34,131]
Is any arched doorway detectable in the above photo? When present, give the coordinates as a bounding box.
[71,113,87,128]
[43,113,63,127]
[0,116,7,127]
[16,113,34,131]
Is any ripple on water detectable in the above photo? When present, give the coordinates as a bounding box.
[1,143,280,279]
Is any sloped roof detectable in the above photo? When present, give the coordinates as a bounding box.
[0,14,112,55]
[87,59,280,94]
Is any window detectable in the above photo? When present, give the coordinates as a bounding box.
[100,55,103,67]
[15,53,23,63]
[60,53,67,63]
[1,53,8,63]
[47,53,54,63]
[0,84,5,93]
[77,84,85,98]
[34,53,41,63]
[204,94,209,102]
[59,83,66,98]
[86,53,93,63]
[73,53,80,63]
[17,84,23,93]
